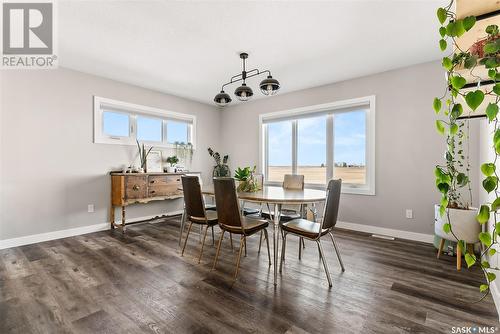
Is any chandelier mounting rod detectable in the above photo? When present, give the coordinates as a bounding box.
[213,52,280,106]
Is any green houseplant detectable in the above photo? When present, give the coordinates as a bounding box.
[234,166,260,192]
[434,0,499,296]
[208,147,230,177]
[136,140,153,173]
[166,155,179,173]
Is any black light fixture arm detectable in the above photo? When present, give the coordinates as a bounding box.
[214,53,280,105]
[221,69,272,91]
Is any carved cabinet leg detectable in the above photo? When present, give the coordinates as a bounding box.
[121,206,126,233]
[110,205,115,229]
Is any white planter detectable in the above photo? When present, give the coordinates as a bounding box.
[434,205,480,244]
[166,166,176,173]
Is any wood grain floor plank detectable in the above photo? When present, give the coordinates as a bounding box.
[0,217,498,334]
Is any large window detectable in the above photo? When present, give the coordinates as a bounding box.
[260,96,375,195]
[298,115,327,185]
[267,121,293,182]
[94,96,195,147]
[334,111,366,185]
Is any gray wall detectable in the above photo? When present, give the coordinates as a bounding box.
[1,60,478,241]
[0,68,220,240]
[220,61,479,235]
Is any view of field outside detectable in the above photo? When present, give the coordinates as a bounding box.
[267,110,367,185]
[267,120,292,182]
[298,115,326,184]
[269,166,366,184]
[333,111,366,184]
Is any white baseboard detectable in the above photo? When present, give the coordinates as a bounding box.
[336,221,434,244]
[0,222,109,250]
[0,211,183,250]
[0,215,431,250]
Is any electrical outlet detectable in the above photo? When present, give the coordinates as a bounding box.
[88,204,95,213]
[406,209,413,219]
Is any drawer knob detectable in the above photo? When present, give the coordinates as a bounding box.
[150,190,156,194]
[132,185,140,191]
[150,180,155,183]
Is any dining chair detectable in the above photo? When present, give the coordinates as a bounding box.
[179,174,216,246]
[180,175,218,263]
[279,179,345,287]
[256,174,306,254]
[260,174,304,221]
[212,177,271,280]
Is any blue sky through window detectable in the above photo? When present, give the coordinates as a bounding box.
[334,111,366,165]
[167,121,188,144]
[298,115,326,166]
[268,121,292,166]
[267,110,366,166]
[103,111,129,137]
[137,116,162,142]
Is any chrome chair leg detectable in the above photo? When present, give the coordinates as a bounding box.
[280,233,287,273]
[234,236,245,280]
[299,237,302,260]
[302,238,306,249]
[179,208,186,246]
[181,221,193,256]
[199,224,202,243]
[329,232,345,272]
[258,231,263,254]
[198,225,209,263]
[244,238,247,257]
[212,230,225,270]
[211,226,215,246]
[317,240,332,287]
[264,229,271,266]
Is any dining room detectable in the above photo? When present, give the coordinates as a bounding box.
[1,0,500,333]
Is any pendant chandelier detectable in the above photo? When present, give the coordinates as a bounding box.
[214,53,280,107]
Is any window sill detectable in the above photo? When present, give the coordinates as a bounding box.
[94,137,196,149]
[264,181,375,196]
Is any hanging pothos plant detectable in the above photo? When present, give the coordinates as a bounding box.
[434,0,499,296]
[174,141,194,165]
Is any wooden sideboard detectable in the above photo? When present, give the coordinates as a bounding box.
[110,172,197,232]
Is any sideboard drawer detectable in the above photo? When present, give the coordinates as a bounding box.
[148,175,182,186]
[125,175,147,199]
[148,185,182,197]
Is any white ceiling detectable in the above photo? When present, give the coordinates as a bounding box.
[59,0,448,106]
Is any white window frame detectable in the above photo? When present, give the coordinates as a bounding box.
[93,96,196,148]
[259,95,375,195]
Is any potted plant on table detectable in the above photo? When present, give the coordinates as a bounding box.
[136,140,153,173]
[208,147,230,177]
[234,166,261,192]
[434,1,499,295]
[165,156,179,173]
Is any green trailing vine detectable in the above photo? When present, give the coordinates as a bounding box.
[434,0,499,297]
[174,141,193,165]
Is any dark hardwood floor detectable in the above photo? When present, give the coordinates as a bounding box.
[1,216,498,333]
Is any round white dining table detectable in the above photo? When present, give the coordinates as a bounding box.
[202,185,327,286]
